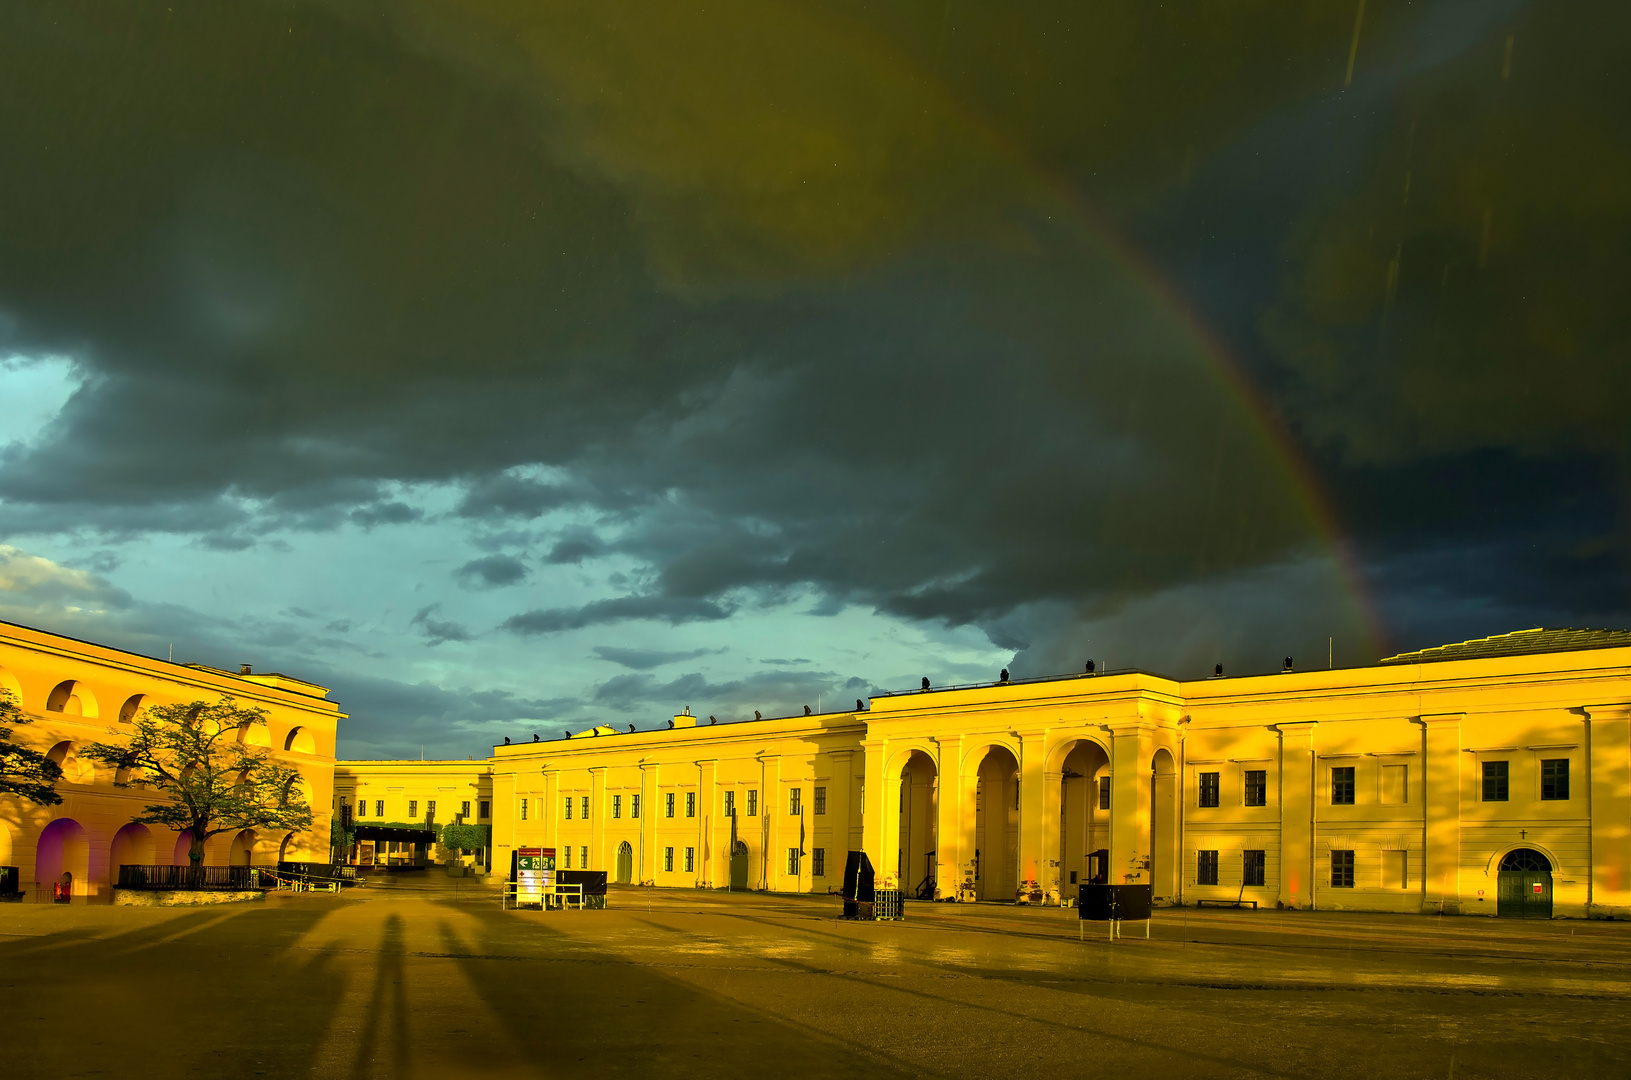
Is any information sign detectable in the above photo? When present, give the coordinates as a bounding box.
[516,847,555,907]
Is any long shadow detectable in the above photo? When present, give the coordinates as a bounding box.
[344,911,410,1080]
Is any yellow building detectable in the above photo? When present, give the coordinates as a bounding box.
[355,629,1631,919]
[332,760,495,870]
[0,620,340,902]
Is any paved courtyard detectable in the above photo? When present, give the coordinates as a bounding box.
[4,880,1629,1079]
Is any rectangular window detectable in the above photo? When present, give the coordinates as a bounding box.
[408,800,418,819]
[1244,770,1267,807]
[563,848,572,869]
[1197,850,1219,886]
[686,791,696,818]
[747,790,758,817]
[1381,764,1408,805]
[479,801,489,819]
[1098,780,1110,811]
[665,792,675,818]
[356,799,366,818]
[1331,849,1355,888]
[631,794,641,819]
[812,848,825,877]
[460,800,470,818]
[1385,850,1408,889]
[664,846,673,872]
[1483,760,1509,802]
[1198,772,1220,808]
[790,788,802,816]
[724,790,736,817]
[1331,766,1356,805]
[426,800,436,820]
[684,847,694,873]
[564,797,573,820]
[375,800,384,818]
[580,846,588,870]
[787,848,801,876]
[581,796,589,819]
[1243,850,1266,888]
[814,786,827,815]
[613,794,622,819]
[520,798,528,821]
[1541,758,1570,801]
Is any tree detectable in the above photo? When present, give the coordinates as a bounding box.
[0,688,63,805]
[84,697,313,866]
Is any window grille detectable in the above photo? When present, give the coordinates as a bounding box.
[684,847,694,873]
[724,791,735,817]
[613,794,622,819]
[812,848,825,877]
[631,794,640,819]
[1483,760,1509,802]
[426,800,435,821]
[356,799,366,818]
[747,790,758,817]
[813,786,826,815]
[1243,850,1266,887]
[1244,770,1267,807]
[664,847,673,872]
[1197,850,1219,886]
[686,791,696,818]
[564,797,573,820]
[1331,849,1355,888]
[581,796,589,819]
[460,800,470,818]
[375,800,384,818]
[563,848,572,868]
[790,788,802,816]
[581,846,588,869]
[787,848,801,875]
[1541,759,1569,801]
[1099,781,1110,811]
[1331,767,1355,805]
[665,792,675,818]
[1198,772,1220,808]
[408,800,418,818]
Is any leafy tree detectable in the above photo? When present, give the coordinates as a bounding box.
[84,697,313,866]
[0,688,63,805]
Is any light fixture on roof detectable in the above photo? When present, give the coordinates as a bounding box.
[1283,656,1294,672]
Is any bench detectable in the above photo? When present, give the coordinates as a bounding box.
[1195,898,1257,909]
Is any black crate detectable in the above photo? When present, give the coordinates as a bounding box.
[874,888,904,921]
[556,869,608,896]
[1077,883,1152,921]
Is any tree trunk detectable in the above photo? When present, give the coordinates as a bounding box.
[187,829,206,886]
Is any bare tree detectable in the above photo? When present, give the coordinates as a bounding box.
[85,697,313,866]
[0,688,63,806]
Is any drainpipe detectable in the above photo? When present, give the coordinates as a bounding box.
[1177,721,1187,907]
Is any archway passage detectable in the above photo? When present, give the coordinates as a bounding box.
[36,818,88,902]
[229,829,260,867]
[616,840,636,885]
[1056,741,1111,896]
[898,750,938,900]
[972,746,1019,901]
[284,727,316,754]
[174,829,201,866]
[1497,848,1553,918]
[1150,748,1177,901]
[109,823,155,885]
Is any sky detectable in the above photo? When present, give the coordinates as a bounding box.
[1,1,1626,759]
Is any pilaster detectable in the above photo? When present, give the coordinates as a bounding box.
[697,758,718,888]
[1276,722,1316,909]
[1017,728,1049,903]
[638,762,659,885]
[589,766,606,871]
[1108,723,1153,886]
[860,738,887,887]
[933,735,964,900]
[1587,704,1631,915]
[1420,714,1462,914]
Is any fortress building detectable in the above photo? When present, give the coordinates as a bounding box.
[6,617,1631,918]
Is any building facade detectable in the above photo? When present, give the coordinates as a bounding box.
[332,759,495,870]
[0,621,340,902]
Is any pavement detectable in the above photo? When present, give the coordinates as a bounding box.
[3,878,1629,1079]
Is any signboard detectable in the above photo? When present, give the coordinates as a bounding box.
[516,847,555,907]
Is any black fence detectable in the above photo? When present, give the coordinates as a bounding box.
[117,865,266,891]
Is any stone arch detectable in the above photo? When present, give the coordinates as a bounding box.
[1485,843,1564,878]
[1053,738,1113,894]
[117,694,145,724]
[47,741,94,785]
[36,817,89,900]
[959,737,1022,779]
[109,823,155,884]
[237,720,272,747]
[965,742,1020,901]
[228,829,260,867]
[45,680,98,719]
[1150,747,1178,902]
[895,749,938,899]
[0,664,22,705]
[284,726,317,754]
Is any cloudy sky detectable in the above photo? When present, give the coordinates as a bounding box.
[2,2,1626,758]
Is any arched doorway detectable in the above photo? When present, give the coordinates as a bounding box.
[1056,740,1111,894]
[36,818,89,903]
[898,750,938,900]
[1150,748,1177,901]
[109,823,155,886]
[229,829,259,867]
[972,746,1020,901]
[1497,848,1553,918]
[278,832,296,865]
[617,840,636,885]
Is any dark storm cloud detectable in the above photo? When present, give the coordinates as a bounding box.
[409,604,472,646]
[454,553,528,589]
[591,666,864,719]
[592,645,724,671]
[0,0,1626,669]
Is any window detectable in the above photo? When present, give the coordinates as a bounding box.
[787,848,801,875]
[375,800,384,818]
[427,800,436,820]
[790,788,802,816]
[1331,766,1355,805]
[684,847,694,873]
[460,800,470,818]
[1197,850,1219,886]
[408,800,418,818]
[1385,850,1408,889]
[665,792,675,818]
[1541,758,1570,801]
[1331,850,1355,888]
[520,798,528,820]
[581,796,589,819]
[1198,772,1220,808]
[664,846,674,872]
[812,848,825,877]
[1098,780,1110,811]
[631,794,640,819]
[1483,760,1509,802]
[356,799,366,818]
[580,846,588,870]
[724,790,736,817]
[747,790,758,817]
[479,801,489,819]
[1382,764,1408,805]
[686,791,696,818]
[1243,850,1266,887]
[1244,770,1267,807]
[563,848,572,869]
[814,786,826,815]
[613,794,622,819]
[564,797,573,820]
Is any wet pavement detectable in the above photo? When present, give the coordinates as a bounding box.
[3,879,1628,1078]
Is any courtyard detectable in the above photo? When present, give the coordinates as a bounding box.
[4,881,1629,1079]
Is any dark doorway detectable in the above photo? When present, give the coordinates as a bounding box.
[1496,848,1553,918]
[729,840,750,890]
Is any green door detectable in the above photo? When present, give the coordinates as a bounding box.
[1496,849,1553,918]
[729,840,750,890]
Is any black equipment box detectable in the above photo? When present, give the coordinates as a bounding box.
[1078,883,1153,921]
[841,851,875,919]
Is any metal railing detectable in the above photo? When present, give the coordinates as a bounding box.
[502,881,585,910]
[116,865,267,891]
